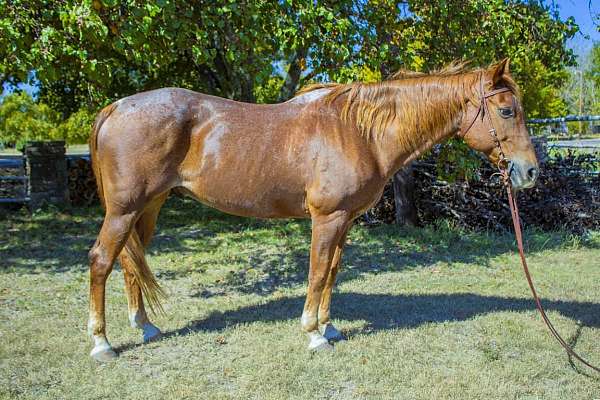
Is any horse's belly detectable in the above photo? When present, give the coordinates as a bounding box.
[180,178,309,219]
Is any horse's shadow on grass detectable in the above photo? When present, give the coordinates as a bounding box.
[116,292,600,354]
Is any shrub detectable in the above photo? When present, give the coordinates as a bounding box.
[0,92,93,148]
[0,92,59,149]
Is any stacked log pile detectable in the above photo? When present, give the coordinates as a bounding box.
[365,151,599,233]
[0,167,27,200]
[67,158,98,206]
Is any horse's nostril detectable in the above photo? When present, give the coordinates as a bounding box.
[527,167,539,181]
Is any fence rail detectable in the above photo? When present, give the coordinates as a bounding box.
[527,115,600,124]
[527,114,600,136]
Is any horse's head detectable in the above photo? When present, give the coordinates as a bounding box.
[460,59,539,190]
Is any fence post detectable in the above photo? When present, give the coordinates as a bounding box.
[560,121,568,135]
[25,141,70,209]
[392,163,417,226]
[530,136,548,165]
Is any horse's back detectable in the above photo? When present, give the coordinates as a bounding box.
[94,88,313,216]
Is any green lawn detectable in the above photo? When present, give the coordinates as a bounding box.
[1,198,599,399]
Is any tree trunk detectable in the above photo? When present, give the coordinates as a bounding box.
[278,47,307,101]
[392,163,417,226]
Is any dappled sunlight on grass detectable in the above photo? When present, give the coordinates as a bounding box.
[2,196,596,294]
[1,198,600,399]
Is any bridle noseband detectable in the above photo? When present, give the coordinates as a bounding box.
[459,74,600,374]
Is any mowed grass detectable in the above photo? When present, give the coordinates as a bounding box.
[1,197,599,400]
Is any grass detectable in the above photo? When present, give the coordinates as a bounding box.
[1,197,599,399]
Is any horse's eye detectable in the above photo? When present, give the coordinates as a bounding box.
[499,107,514,118]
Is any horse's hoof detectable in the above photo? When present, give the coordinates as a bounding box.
[90,344,118,362]
[311,341,334,352]
[307,332,333,352]
[142,323,162,343]
[321,324,345,343]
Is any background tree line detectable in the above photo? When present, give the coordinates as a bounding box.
[562,44,600,116]
[0,0,593,147]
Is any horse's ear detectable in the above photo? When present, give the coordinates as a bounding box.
[490,58,510,85]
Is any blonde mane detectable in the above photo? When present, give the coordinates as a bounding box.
[295,61,520,147]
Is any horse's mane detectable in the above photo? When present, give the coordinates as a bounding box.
[295,61,520,145]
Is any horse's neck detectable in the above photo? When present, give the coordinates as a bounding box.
[370,89,465,178]
[370,123,460,180]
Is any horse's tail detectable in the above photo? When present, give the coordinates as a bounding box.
[89,103,117,208]
[123,229,166,315]
[89,103,166,315]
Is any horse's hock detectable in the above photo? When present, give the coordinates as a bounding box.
[25,141,70,208]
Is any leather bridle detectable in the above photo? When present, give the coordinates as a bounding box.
[459,75,512,170]
[464,74,600,373]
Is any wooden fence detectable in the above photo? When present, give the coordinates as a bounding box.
[527,115,600,136]
[0,141,69,208]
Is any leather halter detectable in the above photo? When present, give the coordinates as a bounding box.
[466,74,600,373]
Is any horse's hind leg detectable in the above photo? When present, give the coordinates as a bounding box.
[119,193,168,343]
[88,209,141,361]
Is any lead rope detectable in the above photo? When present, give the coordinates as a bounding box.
[503,176,600,373]
[477,75,600,373]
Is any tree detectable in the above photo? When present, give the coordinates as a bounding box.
[561,43,600,118]
[588,42,600,113]
[0,92,58,148]
[0,0,579,120]
[0,92,95,147]
[0,0,359,112]
[348,1,577,114]
[52,108,96,144]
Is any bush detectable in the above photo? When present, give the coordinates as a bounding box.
[366,149,599,233]
[0,92,59,149]
[0,92,94,148]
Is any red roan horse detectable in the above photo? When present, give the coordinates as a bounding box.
[87,59,538,361]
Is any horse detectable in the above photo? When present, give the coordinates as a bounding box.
[87,58,539,361]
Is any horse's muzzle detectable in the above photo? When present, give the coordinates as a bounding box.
[508,160,539,190]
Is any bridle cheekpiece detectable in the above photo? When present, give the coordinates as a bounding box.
[460,74,513,183]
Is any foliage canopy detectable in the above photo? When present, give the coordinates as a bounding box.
[1,0,578,118]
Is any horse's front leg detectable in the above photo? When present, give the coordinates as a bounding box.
[318,222,351,343]
[302,211,350,351]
